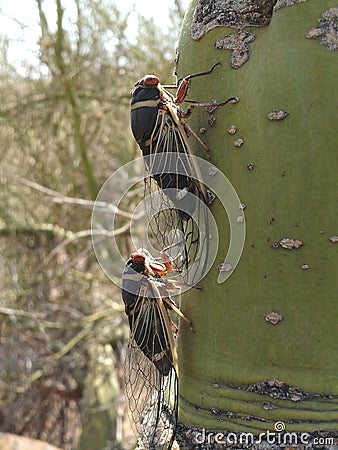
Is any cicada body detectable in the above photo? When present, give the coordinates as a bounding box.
[121,248,192,449]
[130,65,238,286]
[130,72,207,218]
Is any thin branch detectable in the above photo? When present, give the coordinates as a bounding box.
[0,223,74,239]
[0,306,45,319]
[4,174,144,265]
[43,218,141,265]
[0,307,64,329]
[0,219,141,264]
[0,92,126,116]
[11,174,138,219]
[0,306,121,330]
[17,308,120,391]
[24,324,93,388]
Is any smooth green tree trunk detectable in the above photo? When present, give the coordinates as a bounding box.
[177,0,338,439]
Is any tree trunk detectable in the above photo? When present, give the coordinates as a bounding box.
[176,0,338,445]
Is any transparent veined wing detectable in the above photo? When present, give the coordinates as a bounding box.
[121,250,186,449]
[144,110,210,287]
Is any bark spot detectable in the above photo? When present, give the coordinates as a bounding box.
[214,30,256,68]
[234,137,244,147]
[265,311,283,324]
[307,7,338,51]
[228,124,237,134]
[217,262,233,272]
[208,114,216,126]
[208,166,218,176]
[273,238,303,249]
[274,0,307,11]
[247,379,319,401]
[266,109,289,121]
[191,0,277,40]
[206,190,216,205]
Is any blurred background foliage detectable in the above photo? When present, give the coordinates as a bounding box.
[0,1,184,449]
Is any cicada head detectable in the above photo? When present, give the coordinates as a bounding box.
[131,248,171,278]
[134,74,160,88]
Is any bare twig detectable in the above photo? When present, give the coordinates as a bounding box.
[24,324,93,388]
[0,306,120,331]
[10,174,137,219]
[18,308,119,391]
[5,175,144,264]
[43,214,143,265]
[0,306,45,319]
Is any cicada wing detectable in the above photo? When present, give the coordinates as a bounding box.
[124,289,178,449]
[125,348,178,449]
[147,111,202,217]
[124,345,163,435]
[144,112,210,287]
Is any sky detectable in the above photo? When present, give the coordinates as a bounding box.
[0,0,190,72]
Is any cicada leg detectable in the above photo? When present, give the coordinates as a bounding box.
[168,317,179,338]
[182,96,239,118]
[164,62,222,105]
[163,296,194,332]
[182,121,211,159]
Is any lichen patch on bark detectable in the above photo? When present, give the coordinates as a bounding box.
[274,0,307,11]
[306,7,338,51]
[190,0,277,40]
[214,30,256,68]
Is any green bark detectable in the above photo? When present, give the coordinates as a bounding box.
[177,0,338,434]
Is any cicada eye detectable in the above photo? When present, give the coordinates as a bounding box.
[131,252,146,263]
[141,75,160,87]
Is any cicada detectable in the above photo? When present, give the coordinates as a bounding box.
[130,63,238,285]
[122,247,192,449]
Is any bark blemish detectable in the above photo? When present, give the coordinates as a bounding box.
[228,124,238,134]
[234,137,244,147]
[208,114,217,126]
[274,0,307,11]
[273,238,303,249]
[307,7,338,51]
[265,311,283,324]
[217,262,233,273]
[191,0,278,40]
[266,109,289,121]
[214,30,256,69]
[208,166,218,176]
[206,190,216,205]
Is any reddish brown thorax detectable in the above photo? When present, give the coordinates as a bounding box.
[130,249,173,277]
[138,75,160,87]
